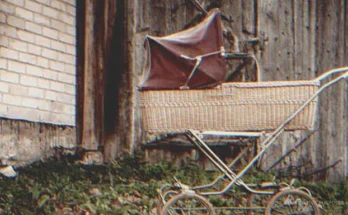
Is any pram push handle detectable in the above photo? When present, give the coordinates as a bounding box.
[314,66,348,81]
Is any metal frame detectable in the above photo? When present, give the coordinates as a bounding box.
[158,67,348,213]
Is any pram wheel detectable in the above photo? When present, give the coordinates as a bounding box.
[156,188,180,214]
[264,189,320,215]
[161,192,216,215]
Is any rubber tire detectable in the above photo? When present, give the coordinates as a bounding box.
[161,193,216,215]
[264,189,320,215]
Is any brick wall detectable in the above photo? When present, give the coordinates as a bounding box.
[0,0,76,125]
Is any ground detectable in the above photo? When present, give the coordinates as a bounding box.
[0,155,347,214]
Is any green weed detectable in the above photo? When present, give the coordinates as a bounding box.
[0,156,347,214]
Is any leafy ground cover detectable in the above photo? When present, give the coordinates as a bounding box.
[0,155,347,214]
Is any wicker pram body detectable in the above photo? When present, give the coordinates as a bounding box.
[140,80,319,133]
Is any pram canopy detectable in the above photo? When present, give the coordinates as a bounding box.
[139,9,226,90]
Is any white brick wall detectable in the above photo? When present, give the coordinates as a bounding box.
[0,0,76,125]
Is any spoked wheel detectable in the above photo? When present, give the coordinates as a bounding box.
[161,192,216,215]
[156,189,179,214]
[264,189,320,215]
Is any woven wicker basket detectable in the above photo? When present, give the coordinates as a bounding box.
[139,80,320,133]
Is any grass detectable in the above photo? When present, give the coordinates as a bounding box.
[0,155,347,214]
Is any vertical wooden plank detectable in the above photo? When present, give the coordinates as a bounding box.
[166,0,179,34]
[135,0,150,32]
[242,0,258,82]
[277,0,294,80]
[257,0,281,81]
[114,0,129,157]
[102,0,138,160]
[134,0,150,156]
[95,0,106,150]
[293,0,316,81]
[293,1,305,80]
[80,0,98,150]
[221,0,247,82]
[291,0,317,178]
[242,0,255,35]
[315,0,346,182]
[102,0,118,162]
[314,0,330,180]
[149,0,167,36]
[257,0,296,171]
[221,0,243,50]
[128,0,138,155]
[326,0,346,182]
[166,0,196,33]
[118,0,137,156]
[77,0,112,151]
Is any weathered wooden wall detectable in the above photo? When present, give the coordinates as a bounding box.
[129,0,347,182]
[75,0,347,182]
[256,0,347,183]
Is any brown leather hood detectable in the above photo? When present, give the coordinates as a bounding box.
[139,9,226,90]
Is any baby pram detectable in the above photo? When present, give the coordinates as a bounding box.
[139,9,348,215]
